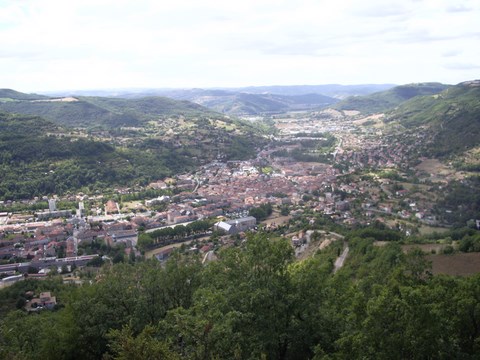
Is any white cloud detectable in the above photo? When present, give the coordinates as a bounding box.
[0,0,479,91]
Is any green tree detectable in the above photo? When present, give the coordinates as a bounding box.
[105,325,179,360]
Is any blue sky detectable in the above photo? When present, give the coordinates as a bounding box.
[1,0,479,92]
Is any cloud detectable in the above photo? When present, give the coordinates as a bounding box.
[1,0,480,90]
[446,4,473,12]
[348,2,411,18]
[442,50,462,57]
[444,63,480,70]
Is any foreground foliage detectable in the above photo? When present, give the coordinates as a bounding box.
[1,233,479,359]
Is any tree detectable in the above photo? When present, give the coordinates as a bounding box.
[105,325,179,360]
[137,233,153,252]
[162,234,303,359]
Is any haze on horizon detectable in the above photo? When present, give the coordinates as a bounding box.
[1,0,479,93]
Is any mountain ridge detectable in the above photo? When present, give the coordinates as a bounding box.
[0,93,220,129]
[386,80,480,156]
[334,82,451,114]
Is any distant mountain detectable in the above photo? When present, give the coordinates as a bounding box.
[334,83,450,114]
[158,91,338,115]
[43,84,396,99]
[0,88,48,101]
[43,84,395,116]
[386,80,480,156]
[0,91,219,128]
[227,84,397,98]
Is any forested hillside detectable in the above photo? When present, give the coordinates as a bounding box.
[0,112,266,200]
[387,80,480,156]
[0,93,218,129]
[334,82,450,114]
[0,89,47,101]
[159,90,338,115]
[1,232,479,359]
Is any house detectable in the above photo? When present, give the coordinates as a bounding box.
[155,248,174,262]
[27,291,57,311]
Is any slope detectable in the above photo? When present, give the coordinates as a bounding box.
[0,109,267,200]
[166,90,338,115]
[0,92,219,129]
[0,89,48,101]
[386,80,480,156]
[334,82,450,114]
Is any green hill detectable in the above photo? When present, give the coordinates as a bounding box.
[386,80,480,156]
[0,88,48,101]
[162,90,338,115]
[0,93,219,129]
[0,112,173,199]
[0,111,267,200]
[334,82,450,114]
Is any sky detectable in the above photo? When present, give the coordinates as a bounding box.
[1,0,479,92]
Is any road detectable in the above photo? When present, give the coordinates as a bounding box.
[334,245,349,273]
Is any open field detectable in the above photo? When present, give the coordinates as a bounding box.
[418,225,450,236]
[263,214,291,227]
[402,243,450,254]
[416,158,450,174]
[415,158,465,181]
[427,253,480,276]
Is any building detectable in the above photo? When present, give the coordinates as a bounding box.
[36,210,72,221]
[107,229,138,246]
[27,291,57,311]
[214,216,256,234]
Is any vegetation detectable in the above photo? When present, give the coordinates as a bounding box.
[0,104,267,200]
[1,232,479,359]
[0,89,47,101]
[334,82,449,114]
[248,203,273,221]
[150,89,338,116]
[0,93,220,129]
[434,175,480,226]
[388,81,480,156]
[137,220,213,251]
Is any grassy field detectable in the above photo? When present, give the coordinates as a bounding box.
[418,225,450,236]
[427,253,480,276]
[401,243,449,254]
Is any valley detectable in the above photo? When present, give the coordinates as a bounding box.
[1,81,480,359]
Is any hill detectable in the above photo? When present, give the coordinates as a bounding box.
[0,112,172,199]
[45,84,396,99]
[386,80,480,156]
[0,89,48,101]
[334,82,450,114]
[0,110,267,200]
[181,91,338,115]
[44,85,396,116]
[230,83,396,98]
[0,92,219,129]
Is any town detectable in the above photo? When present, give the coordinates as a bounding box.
[1,108,467,286]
